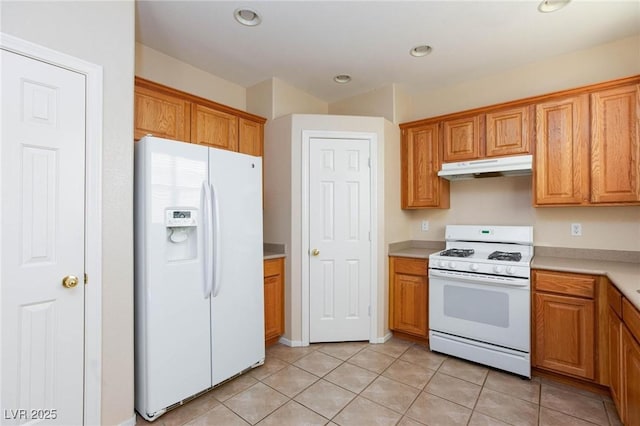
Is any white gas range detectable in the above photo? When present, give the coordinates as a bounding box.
[428,225,534,378]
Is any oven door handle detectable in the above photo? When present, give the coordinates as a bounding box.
[429,269,530,288]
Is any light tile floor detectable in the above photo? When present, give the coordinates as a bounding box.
[136,339,622,426]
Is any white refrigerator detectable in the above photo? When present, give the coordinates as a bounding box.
[134,136,265,421]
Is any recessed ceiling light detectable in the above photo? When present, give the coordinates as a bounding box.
[410,45,433,58]
[234,8,261,26]
[333,74,352,84]
[538,0,571,13]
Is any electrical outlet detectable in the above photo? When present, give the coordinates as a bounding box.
[421,220,429,232]
[571,223,582,236]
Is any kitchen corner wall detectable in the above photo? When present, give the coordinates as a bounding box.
[1,1,136,425]
[263,114,402,344]
[401,34,640,252]
[247,77,328,120]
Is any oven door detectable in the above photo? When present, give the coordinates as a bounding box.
[429,269,530,352]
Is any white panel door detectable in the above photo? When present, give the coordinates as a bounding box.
[1,50,85,425]
[309,138,371,343]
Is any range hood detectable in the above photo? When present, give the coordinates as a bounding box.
[438,155,533,180]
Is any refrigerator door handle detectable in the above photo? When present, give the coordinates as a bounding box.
[211,183,222,297]
[202,181,214,298]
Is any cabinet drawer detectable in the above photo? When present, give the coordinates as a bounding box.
[391,257,428,276]
[608,282,624,318]
[623,298,640,344]
[264,258,283,277]
[533,270,595,298]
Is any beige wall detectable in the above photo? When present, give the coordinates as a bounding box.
[409,35,640,120]
[248,78,328,120]
[136,43,246,110]
[1,1,135,424]
[329,85,395,122]
[403,34,640,252]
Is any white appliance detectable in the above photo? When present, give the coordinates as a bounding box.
[134,136,265,421]
[438,154,533,180]
[429,225,533,377]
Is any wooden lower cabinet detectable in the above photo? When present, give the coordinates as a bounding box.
[389,257,429,340]
[533,270,596,380]
[623,325,640,425]
[609,307,623,417]
[264,258,284,346]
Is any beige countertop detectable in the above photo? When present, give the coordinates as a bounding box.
[263,243,286,260]
[264,251,286,260]
[388,240,640,311]
[532,255,640,311]
[388,240,444,259]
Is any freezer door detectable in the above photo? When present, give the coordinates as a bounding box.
[209,148,265,386]
[134,136,213,417]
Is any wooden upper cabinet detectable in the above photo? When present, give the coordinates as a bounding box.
[239,118,264,156]
[401,124,449,209]
[534,95,589,206]
[442,115,483,161]
[134,77,266,155]
[134,85,191,141]
[191,104,239,151]
[485,105,532,157]
[590,84,640,204]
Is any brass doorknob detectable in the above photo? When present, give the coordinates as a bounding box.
[311,249,320,256]
[62,275,79,289]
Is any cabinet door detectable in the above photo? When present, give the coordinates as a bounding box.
[623,325,640,426]
[534,95,589,205]
[609,308,624,419]
[534,292,595,379]
[134,86,191,141]
[264,258,284,345]
[485,106,532,157]
[239,118,264,156]
[391,274,428,337]
[591,84,640,204]
[401,125,449,209]
[389,258,428,338]
[191,104,239,151]
[442,115,483,161]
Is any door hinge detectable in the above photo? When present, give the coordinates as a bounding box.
[368,231,371,241]
[368,305,371,317]
[368,157,371,168]
[84,273,88,285]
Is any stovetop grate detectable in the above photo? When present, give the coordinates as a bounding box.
[439,248,475,258]
[488,251,522,262]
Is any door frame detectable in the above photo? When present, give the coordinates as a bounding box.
[0,33,103,425]
[301,130,378,346]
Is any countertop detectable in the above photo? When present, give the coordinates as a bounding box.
[388,240,640,310]
[263,243,286,260]
[388,240,444,259]
[532,255,640,311]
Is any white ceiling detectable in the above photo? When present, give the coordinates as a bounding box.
[136,1,640,103]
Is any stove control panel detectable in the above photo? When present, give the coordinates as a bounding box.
[429,257,530,278]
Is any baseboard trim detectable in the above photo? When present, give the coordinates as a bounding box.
[370,332,393,344]
[118,414,136,426]
[278,337,305,347]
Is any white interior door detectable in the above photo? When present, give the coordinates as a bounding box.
[1,50,86,425]
[309,138,371,343]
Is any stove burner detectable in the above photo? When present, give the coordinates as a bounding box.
[439,248,475,258]
[488,251,522,262]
